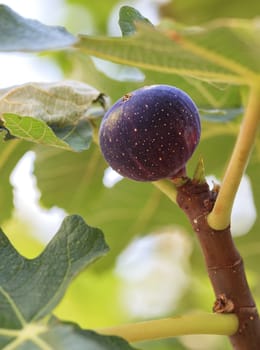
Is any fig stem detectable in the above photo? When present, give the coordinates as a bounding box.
[207,83,260,230]
[89,119,100,146]
[152,179,177,203]
[97,312,238,343]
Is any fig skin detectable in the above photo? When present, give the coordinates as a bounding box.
[99,85,201,182]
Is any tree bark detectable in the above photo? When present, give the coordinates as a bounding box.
[176,179,260,350]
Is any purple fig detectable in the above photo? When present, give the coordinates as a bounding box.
[99,85,201,181]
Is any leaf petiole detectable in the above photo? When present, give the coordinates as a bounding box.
[97,312,238,343]
[207,83,260,230]
[152,178,177,203]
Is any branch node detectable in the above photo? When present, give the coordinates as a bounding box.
[213,293,235,314]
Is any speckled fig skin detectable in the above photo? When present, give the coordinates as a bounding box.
[99,85,201,181]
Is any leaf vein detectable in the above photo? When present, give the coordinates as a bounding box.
[0,286,26,326]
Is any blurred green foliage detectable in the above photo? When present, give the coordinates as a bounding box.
[163,0,260,24]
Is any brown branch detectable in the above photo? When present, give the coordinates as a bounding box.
[176,179,260,350]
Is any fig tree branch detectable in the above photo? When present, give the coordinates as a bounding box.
[177,179,260,350]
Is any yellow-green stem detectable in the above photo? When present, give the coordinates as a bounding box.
[207,84,260,230]
[89,119,100,146]
[152,179,177,203]
[97,312,238,343]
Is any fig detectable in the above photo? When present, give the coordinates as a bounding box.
[99,85,200,181]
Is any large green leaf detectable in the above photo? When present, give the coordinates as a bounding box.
[76,10,260,85]
[76,25,238,84]
[55,8,242,112]
[0,215,108,328]
[0,215,136,350]
[0,4,76,51]
[57,50,241,112]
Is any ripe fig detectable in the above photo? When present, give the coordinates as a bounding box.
[99,85,201,181]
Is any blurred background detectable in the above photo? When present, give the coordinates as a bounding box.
[0,1,260,349]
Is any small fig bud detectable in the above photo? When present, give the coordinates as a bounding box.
[99,85,201,181]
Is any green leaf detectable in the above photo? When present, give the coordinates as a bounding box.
[174,18,260,77]
[119,6,153,36]
[0,81,108,150]
[0,81,107,125]
[3,317,138,350]
[76,13,259,85]
[41,318,138,350]
[0,319,138,350]
[0,215,138,349]
[0,4,76,52]
[58,48,241,111]
[0,215,108,328]
[2,114,72,150]
[0,320,139,349]
[51,120,93,152]
[76,24,237,84]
